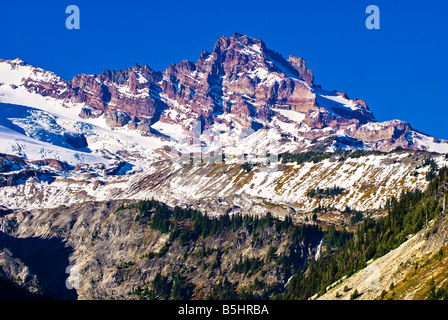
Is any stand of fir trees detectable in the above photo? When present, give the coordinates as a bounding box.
[283,166,448,300]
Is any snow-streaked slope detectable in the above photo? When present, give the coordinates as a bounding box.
[0,97,169,166]
[0,59,172,166]
[411,131,448,154]
[1,150,446,216]
[315,88,368,115]
[275,109,306,123]
[0,123,105,165]
[0,58,66,87]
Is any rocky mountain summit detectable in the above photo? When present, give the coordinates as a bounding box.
[1,32,447,155]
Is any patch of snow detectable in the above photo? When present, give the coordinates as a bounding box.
[275,109,306,123]
[412,131,448,154]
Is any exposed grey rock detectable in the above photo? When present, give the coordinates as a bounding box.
[0,200,320,299]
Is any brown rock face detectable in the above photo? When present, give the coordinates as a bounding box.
[354,121,409,142]
[155,32,320,131]
[104,111,131,128]
[288,55,314,86]
[79,107,103,119]
[70,64,167,126]
[351,120,414,152]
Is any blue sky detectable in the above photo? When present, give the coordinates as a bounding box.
[1,0,447,139]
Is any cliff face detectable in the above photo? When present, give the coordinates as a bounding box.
[0,200,322,299]
[318,213,448,301]
[156,33,320,131]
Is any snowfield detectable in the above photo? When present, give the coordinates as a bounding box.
[1,149,446,218]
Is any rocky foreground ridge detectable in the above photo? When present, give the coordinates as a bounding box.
[0,199,322,299]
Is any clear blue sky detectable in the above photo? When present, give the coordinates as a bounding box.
[1,0,447,139]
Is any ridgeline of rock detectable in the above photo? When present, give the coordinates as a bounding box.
[0,199,322,299]
[2,32,444,152]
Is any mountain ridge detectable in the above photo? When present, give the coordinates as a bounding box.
[1,32,447,158]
